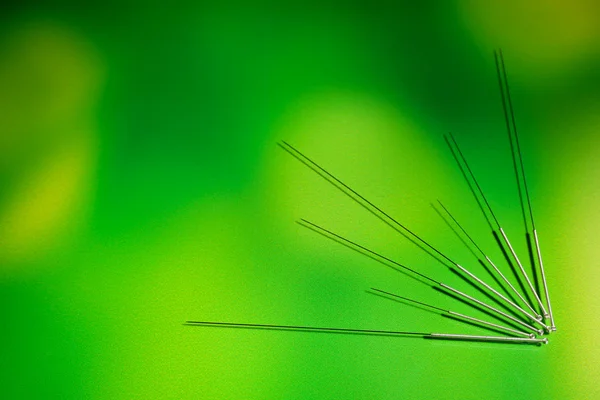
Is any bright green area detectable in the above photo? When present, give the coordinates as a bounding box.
[1,2,600,399]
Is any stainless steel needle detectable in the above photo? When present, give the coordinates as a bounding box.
[185,321,548,345]
[427,333,547,345]
[445,133,548,318]
[494,49,556,330]
[298,218,544,335]
[279,141,545,328]
[371,287,535,338]
[434,200,540,319]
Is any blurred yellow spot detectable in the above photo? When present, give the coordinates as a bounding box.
[459,0,600,79]
[0,20,103,269]
[0,137,95,265]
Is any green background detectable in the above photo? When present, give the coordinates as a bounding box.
[1,1,599,398]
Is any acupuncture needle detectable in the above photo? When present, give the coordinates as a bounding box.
[279,141,545,327]
[298,218,544,334]
[495,49,556,330]
[434,200,539,319]
[443,133,534,311]
[184,321,548,345]
[283,141,544,326]
[445,133,548,319]
[431,202,518,303]
[370,288,534,338]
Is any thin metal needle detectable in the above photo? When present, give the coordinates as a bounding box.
[431,202,517,305]
[444,133,534,313]
[435,200,540,318]
[453,262,544,326]
[494,49,528,236]
[278,140,453,267]
[279,141,542,325]
[184,321,548,345]
[499,226,548,316]
[534,230,556,330]
[371,288,535,338]
[427,333,547,345]
[439,282,543,334]
[184,321,427,336]
[446,133,548,318]
[496,49,555,330]
[298,218,543,335]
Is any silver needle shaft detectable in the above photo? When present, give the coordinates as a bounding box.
[495,49,555,328]
[372,288,534,338]
[435,200,540,319]
[534,229,556,331]
[439,283,540,334]
[454,263,547,329]
[499,227,548,318]
[428,333,547,345]
[445,133,547,317]
[280,141,539,327]
[184,321,547,345]
[298,219,542,335]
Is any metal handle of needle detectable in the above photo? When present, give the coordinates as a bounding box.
[444,134,546,319]
[484,255,540,318]
[428,333,548,345]
[372,288,533,338]
[446,311,534,338]
[499,227,548,316]
[435,200,541,319]
[534,229,556,330]
[281,143,534,324]
[494,50,555,330]
[301,218,541,334]
[454,264,547,328]
[299,218,546,337]
[186,321,548,345]
[439,283,542,335]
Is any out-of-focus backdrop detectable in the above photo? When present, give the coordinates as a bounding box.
[1,1,599,398]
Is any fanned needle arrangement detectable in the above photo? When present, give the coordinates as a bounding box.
[187,49,555,346]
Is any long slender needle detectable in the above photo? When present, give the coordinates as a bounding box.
[444,133,533,311]
[443,133,525,300]
[279,141,542,325]
[435,200,539,318]
[494,49,528,236]
[445,133,548,317]
[443,137,496,233]
[184,321,547,345]
[371,288,534,338]
[298,218,544,334]
[432,202,516,301]
[184,321,427,336]
[495,49,555,329]
[278,140,452,267]
[534,230,555,330]
[427,333,547,345]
